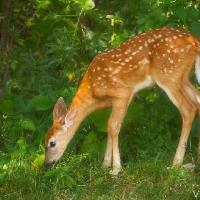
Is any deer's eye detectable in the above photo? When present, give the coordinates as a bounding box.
[50,141,56,148]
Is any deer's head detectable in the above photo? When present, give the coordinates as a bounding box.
[44,97,77,168]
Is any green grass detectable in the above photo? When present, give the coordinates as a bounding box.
[1,89,200,200]
[1,147,200,200]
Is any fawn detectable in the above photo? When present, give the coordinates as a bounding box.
[44,27,200,175]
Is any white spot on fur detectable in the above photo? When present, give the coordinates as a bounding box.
[138,46,143,50]
[124,49,131,54]
[113,77,117,82]
[138,58,150,65]
[173,49,178,53]
[112,68,120,75]
[131,51,137,56]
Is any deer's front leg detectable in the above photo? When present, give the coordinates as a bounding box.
[107,97,130,175]
[102,134,112,168]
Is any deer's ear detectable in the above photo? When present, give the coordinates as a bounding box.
[53,97,66,121]
[64,109,77,128]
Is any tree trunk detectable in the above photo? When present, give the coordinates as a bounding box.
[0,0,12,99]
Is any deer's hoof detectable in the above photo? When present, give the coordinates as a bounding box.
[109,167,121,175]
[102,162,111,169]
[183,163,195,172]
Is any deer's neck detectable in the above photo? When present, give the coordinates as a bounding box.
[64,74,111,145]
[63,93,95,144]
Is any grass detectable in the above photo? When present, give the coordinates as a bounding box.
[1,90,200,199]
[1,144,200,200]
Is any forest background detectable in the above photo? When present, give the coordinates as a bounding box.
[1,0,200,199]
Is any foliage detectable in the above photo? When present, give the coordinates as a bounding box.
[1,0,200,199]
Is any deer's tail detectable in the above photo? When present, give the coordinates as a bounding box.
[183,54,200,107]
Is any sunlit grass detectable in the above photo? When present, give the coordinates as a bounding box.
[1,148,200,200]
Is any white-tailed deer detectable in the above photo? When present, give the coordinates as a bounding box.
[44,27,200,175]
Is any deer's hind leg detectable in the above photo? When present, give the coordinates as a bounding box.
[182,81,200,156]
[156,80,196,166]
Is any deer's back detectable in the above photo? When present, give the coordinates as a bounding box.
[87,27,200,97]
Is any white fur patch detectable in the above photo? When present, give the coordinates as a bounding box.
[134,75,154,93]
[129,76,154,104]
[195,55,200,84]
[197,96,200,104]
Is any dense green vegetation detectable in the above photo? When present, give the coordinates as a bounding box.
[1,0,200,199]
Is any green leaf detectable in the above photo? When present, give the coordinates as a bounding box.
[90,109,111,132]
[0,99,14,114]
[189,22,200,37]
[20,118,36,131]
[80,131,97,153]
[11,60,19,70]
[0,173,6,183]
[28,95,52,111]
[33,154,45,169]
[75,0,95,11]
[36,0,51,9]
[84,0,95,10]
[80,131,105,156]
[175,7,187,21]
[123,103,145,128]
[187,7,199,19]
[136,17,146,25]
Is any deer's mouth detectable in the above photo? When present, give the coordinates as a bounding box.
[44,160,56,169]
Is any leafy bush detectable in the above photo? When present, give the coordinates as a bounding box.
[0,0,200,199]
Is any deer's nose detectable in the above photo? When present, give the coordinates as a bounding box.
[44,161,55,169]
